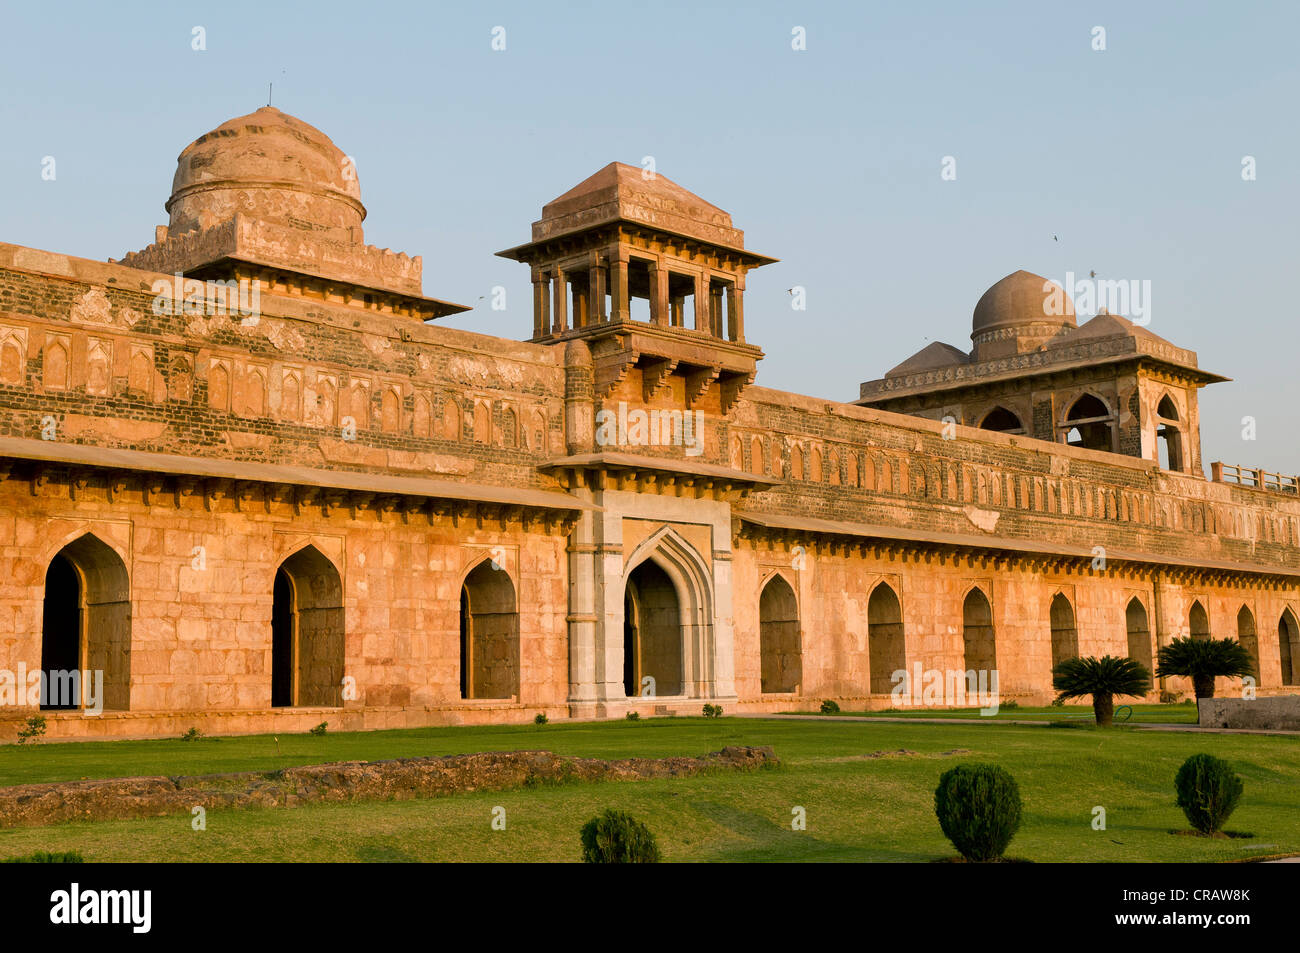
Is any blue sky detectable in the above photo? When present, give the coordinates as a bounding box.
[2,0,1295,473]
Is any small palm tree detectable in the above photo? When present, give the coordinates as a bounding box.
[1155,637,1256,708]
[1051,655,1151,726]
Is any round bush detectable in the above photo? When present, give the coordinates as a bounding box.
[934,763,1022,862]
[1174,754,1243,834]
[820,700,840,714]
[579,809,661,863]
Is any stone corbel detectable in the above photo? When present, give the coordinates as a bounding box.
[267,484,294,513]
[234,481,259,512]
[69,470,91,501]
[686,366,720,408]
[595,347,639,399]
[720,370,755,415]
[175,477,199,508]
[203,478,229,512]
[641,357,679,401]
[348,491,375,520]
[295,485,319,516]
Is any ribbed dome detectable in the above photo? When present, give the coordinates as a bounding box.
[972,270,1075,336]
[166,106,365,235]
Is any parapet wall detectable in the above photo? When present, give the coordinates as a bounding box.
[0,244,564,491]
[728,386,1300,574]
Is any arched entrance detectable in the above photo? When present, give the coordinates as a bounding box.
[1280,610,1298,686]
[271,545,344,707]
[624,560,683,697]
[460,559,519,699]
[40,534,131,711]
[619,528,715,701]
[1237,606,1259,678]
[962,587,995,674]
[1189,600,1210,640]
[759,574,800,694]
[1049,593,1078,668]
[1125,597,1152,675]
[868,582,905,694]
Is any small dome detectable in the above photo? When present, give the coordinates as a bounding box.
[972,270,1076,337]
[166,106,365,234]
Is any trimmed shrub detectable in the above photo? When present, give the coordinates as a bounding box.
[934,763,1023,862]
[625,711,640,721]
[3,851,84,863]
[180,727,203,741]
[534,713,548,725]
[820,700,840,714]
[1175,754,1243,834]
[702,704,723,718]
[309,722,328,736]
[579,810,661,863]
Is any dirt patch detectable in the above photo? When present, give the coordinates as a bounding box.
[830,747,971,762]
[0,746,777,829]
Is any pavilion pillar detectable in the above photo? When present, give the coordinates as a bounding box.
[610,250,630,323]
[694,272,709,333]
[532,269,549,337]
[728,281,745,342]
[551,267,568,334]
[589,257,606,324]
[650,261,669,326]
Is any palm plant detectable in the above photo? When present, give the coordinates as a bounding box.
[1051,655,1151,726]
[1155,637,1256,708]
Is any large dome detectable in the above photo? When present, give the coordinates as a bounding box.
[972,269,1075,336]
[165,106,365,235]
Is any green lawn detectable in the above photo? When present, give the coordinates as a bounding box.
[0,717,1295,862]
[806,703,1201,724]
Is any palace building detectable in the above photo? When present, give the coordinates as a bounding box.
[1,106,1296,740]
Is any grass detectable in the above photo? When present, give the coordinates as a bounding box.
[805,704,1201,724]
[0,717,1295,862]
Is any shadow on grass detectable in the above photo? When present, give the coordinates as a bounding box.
[686,800,928,862]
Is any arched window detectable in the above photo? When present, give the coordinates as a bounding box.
[1279,610,1299,686]
[1236,606,1258,678]
[41,534,131,711]
[962,588,995,675]
[979,406,1025,434]
[1189,601,1210,641]
[1155,395,1184,471]
[1062,394,1114,451]
[868,583,905,694]
[1125,597,1151,676]
[271,546,344,707]
[1049,593,1078,668]
[759,575,800,694]
[460,559,519,699]
[623,560,682,697]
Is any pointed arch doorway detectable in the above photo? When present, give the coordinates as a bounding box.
[620,528,716,701]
